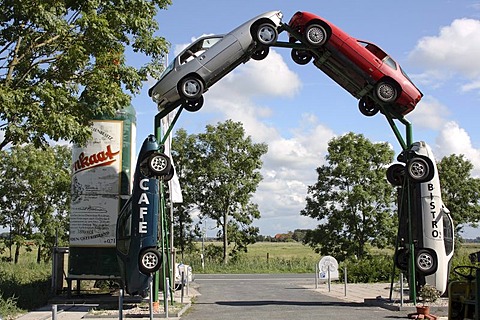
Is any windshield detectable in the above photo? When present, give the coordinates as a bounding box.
[158,59,175,80]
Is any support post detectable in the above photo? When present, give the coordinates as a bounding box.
[119,288,124,320]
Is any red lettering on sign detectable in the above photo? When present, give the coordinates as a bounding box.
[74,145,120,173]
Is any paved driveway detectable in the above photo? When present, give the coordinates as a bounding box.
[182,274,404,320]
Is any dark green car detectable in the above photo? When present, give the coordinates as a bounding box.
[116,135,172,296]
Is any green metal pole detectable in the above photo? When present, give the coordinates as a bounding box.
[382,111,416,301]
[407,181,417,302]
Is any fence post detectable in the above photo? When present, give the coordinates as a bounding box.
[119,289,124,320]
[315,264,318,289]
[344,267,347,297]
[400,273,404,307]
[327,265,331,292]
[51,304,57,320]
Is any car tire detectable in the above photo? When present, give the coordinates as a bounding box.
[291,49,312,65]
[406,156,434,183]
[253,22,278,46]
[162,166,175,182]
[415,249,437,275]
[305,23,328,46]
[358,97,379,116]
[184,96,204,112]
[386,163,405,186]
[179,76,204,100]
[139,248,162,274]
[251,47,269,60]
[394,249,408,271]
[375,81,398,103]
[148,152,171,176]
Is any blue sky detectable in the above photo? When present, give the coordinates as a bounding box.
[130,0,480,238]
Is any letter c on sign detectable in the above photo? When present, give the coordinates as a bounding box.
[140,178,149,191]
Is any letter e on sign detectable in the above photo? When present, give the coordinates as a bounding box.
[139,221,148,233]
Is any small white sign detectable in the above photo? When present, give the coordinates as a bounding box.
[318,255,339,281]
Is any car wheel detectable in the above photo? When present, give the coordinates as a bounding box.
[358,97,379,116]
[386,163,405,186]
[415,249,437,275]
[375,81,397,103]
[305,23,328,46]
[251,47,269,60]
[162,166,174,182]
[394,249,408,271]
[148,152,171,176]
[184,96,204,112]
[253,22,278,46]
[291,49,312,65]
[179,76,204,100]
[406,156,434,183]
[139,248,162,274]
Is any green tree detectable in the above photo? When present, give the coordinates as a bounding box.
[301,132,396,261]
[172,121,268,264]
[0,144,71,263]
[0,0,171,150]
[437,154,480,235]
[170,128,201,260]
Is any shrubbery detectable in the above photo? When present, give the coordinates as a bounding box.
[339,254,398,283]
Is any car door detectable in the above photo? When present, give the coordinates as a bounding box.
[342,38,383,81]
[199,34,243,78]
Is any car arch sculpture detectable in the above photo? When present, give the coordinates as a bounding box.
[117,9,454,303]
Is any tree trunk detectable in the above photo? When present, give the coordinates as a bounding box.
[14,244,20,264]
[223,212,228,264]
[37,245,41,264]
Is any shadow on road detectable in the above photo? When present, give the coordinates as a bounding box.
[214,300,370,308]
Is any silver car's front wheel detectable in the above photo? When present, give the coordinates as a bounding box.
[254,23,278,46]
[179,76,204,100]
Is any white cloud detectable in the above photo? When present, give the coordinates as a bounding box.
[434,121,480,176]
[409,18,480,90]
[192,51,332,235]
[409,96,450,130]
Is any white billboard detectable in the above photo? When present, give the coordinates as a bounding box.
[70,120,123,247]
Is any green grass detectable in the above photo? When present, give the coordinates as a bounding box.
[0,245,52,319]
[183,241,320,274]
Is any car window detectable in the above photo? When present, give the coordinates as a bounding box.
[383,57,397,70]
[442,211,454,256]
[180,36,223,65]
[117,199,132,254]
[358,40,387,60]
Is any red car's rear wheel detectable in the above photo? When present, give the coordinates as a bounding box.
[375,81,398,103]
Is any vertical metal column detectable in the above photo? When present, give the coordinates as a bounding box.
[154,109,184,307]
[382,112,416,303]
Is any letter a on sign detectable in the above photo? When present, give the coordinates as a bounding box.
[138,193,150,205]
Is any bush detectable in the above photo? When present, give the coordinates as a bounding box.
[340,254,398,283]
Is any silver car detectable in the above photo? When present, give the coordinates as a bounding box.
[149,10,283,112]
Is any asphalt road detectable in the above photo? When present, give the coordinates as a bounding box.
[182,274,404,320]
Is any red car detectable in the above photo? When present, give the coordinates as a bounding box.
[288,11,423,118]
